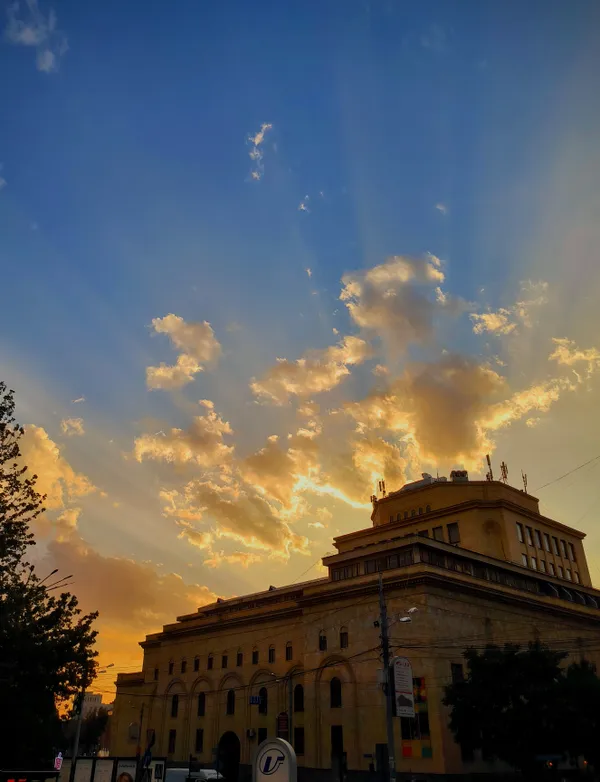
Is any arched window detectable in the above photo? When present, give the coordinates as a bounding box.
[294,684,304,713]
[197,692,206,717]
[330,677,342,708]
[426,505,431,513]
[396,513,401,522]
[286,642,293,661]
[268,645,275,663]
[418,507,423,515]
[226,689,235,715]
[258,686,268,715]
[181,659,187,674]
[207,654,214,671]
[404,511,408,519]
[168,660,174,675]
[319,631,327,652]
[171,693,179,718]
[193,656,199,672]
[340,627,349,649]
[411,509,416,517]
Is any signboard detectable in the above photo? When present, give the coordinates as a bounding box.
[253,738,297,782]
[74,759,94,782]
[392,656,415,718]
[249,695,261,705]
[94,759,115,782]
[276,712,289,739]
[115,760,137,782]
[58,758,72,782]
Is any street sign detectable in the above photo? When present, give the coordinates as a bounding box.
[249,695,261,705]
[392,656,415,718]
[253,738,296,782]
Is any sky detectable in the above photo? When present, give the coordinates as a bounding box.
[2,0,600,697]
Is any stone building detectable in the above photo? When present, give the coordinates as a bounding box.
[111,472,600,779]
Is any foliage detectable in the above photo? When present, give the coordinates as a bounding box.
[443,641,600,777]
[81,707,110,753]
[0,382,99,768]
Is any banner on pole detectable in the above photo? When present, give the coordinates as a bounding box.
[392,656,415,718]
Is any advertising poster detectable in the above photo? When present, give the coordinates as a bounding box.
[116,759,138,782]
[74,758,94,782]
[94,758,116,782]
[58,758,72,782]
[392,656,415,718]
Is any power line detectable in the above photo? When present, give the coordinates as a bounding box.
[533,455,600,492]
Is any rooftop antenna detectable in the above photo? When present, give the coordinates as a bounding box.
[500,461,508,484]
[485,454,494,482]
[521,471,528,494]
[378,479,387,498]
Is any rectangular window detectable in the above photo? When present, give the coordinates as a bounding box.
[400,717,416,740]
[447,522,460,545]
[549,562,556,576]
[544,533,551,552]
[294,727,305,755]
[168,729,176,754]
[237,652,243,667]
[268,647,275,663]
[534,530,542,548]
[521,554,528,567]
[154,667,159,681]
[558,565,564,578]
[552,537,560,556]
[197,693,205,717]
[340,630,348,649]
[531,557,537,570]
[181,660,187,674]
[568,542,576,561]
[332,563,360,581]
[516,523,524,543]
[207,656,213,670]
[171,693,179,718]
[195,728,204,753]
[574,570,581,583]
[258,728,267,745]
[566,569,572,581]
[194,658,199,672]
[451,663,464,683]
[222,655,228,669]
[286,644,293,661]
[417,711,431,739]
[526,527,534,546]
[561,540,569,559]
[418,530,429,537]
[252,650,259,665]
[539,560,547,573]
[168,662,174,675]
[319,634,327,652]
[331,725,344,755]
[433,526,444,542]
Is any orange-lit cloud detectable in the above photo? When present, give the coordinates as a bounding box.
[470,280,548,335]
[61,417,85,436]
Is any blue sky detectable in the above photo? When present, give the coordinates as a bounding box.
[2,0,600,676]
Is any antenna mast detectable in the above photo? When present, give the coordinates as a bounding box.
[485,454,494,482]
[521,471,528,494]
[500,461,508,484]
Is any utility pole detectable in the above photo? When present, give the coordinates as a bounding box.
[378,573,396,782]
[288,675,293,746]
[70,688,85,777]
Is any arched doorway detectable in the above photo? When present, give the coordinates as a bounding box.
[217,731,240,782]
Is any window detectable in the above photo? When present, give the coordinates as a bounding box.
[168,661,174,675]
[285,642,293,661]
[207,654,213,671]
[516,523,524,543]
[294,727,305,755]
[526,527,534,546]
[539,560,547,573]
[404,511,408,519]
[194,657,199,672]
[574,570,580,583]
[549,562,556,576]
[426,505,431,513]
[433,526,443,542]
[418,507,423,515]
[543,533,551,552]
[237,651,243,667]
[252,649,259,665]
[552,537,560,556]
[390,515,395,523]
[418,711,431,739]
[171,694,179,718]
[259,687,268,715]
[268,646,275,664]
[447,522,460,545]
[340,627,349,649]
[154,667,159,681]
[294,684,304,713]
[451,663,464,683]
[418,530,429,537]
[331,725,343,755]
[561,540,568,559]
[168,729,176,754]
[568,542,576,562]
[222,654,228,669]
[226,689,235,715]
[566,569,572,581]
[400,717,416,740]
[534,530,542,548]
[195,728,204,753]
[181,660,187,674]
[521,554,528,567]
[332,563,360,581]
[558,565,564,578]
[330,677,342,708]
[258,728,267,744]
[319,632,327,652]
[197,692,205,717]
[531,557,537,570]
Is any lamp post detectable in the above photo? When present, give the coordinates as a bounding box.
[71,664,114,766]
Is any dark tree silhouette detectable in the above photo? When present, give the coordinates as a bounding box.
[0,382,99,768]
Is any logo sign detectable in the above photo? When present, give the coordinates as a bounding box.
[54,753,63,771]
[253,738,297,782]
[392,656,415,718]
[249,695,261,705]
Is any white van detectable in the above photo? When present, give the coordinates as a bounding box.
[164,768,223,782]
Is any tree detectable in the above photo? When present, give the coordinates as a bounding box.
[443,641,570,778]
[0,382,99,768]
[79,707,110,755]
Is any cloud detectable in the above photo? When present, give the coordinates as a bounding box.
[248,122,273,181]
[549,338,600,377]
[71,396,85,404]
[61,417,85,437]
[340,254,461,353]
[471,280,548,335]
[298,196,310,212]
[204,551,261,569]
[305,268,312,278]
[5,0,68,73]
[19,425,96,510]
[146,314,221,390]
[435,203,448,215]
[251,335,372,404]
[134,402,234,467]
[316,507,332,523]
[308,521,324,529]
[176,522,213,550]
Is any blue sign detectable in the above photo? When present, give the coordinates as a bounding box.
[253,738,296,782]
[249,695,261,705]
[259,751,285,775]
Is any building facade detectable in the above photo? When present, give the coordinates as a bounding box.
[82,692,104,719]
[111,473,600,779]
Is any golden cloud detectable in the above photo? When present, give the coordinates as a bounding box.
[204,551,261,569]
[60,417,85,436]
[471,280,548,335]
[550,337,600,377]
